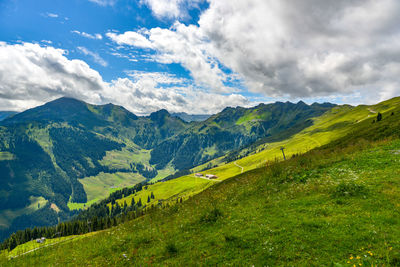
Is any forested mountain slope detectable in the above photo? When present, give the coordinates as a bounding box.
[0,97,336,241]
[2,99,399,266]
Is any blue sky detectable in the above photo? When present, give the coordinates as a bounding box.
[0,0,399,114]
[0,0,186,80]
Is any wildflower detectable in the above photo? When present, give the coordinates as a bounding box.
[368,251,373,256]
[350,256,354,259]
[356,256,361,259]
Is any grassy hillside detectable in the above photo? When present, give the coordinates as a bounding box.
[0,97,187,238]
[108,97,400,216]
[193,97,400,177]
[0,96,398,251]
[149,101,335,170]
[2,137,399,265]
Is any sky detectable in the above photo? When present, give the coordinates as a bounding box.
[1,0,400,115]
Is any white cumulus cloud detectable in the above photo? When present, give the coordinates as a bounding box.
[141,0,204,20]
[0,42,249,114]
[88,0,116,6]
[77,46,108,67]
[130,0,400,103]
[72,30,103,40]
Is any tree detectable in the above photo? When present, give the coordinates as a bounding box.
[151,192,155,199]
[147,195,151,203]
[377,112,382,122]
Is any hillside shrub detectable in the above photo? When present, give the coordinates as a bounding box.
[165,242,178,256]
[200,207,223,223]
[333,181,368,197]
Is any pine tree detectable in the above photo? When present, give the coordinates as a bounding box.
[147,195,151,203]
[151,192,155,199]
[377,112,382,122]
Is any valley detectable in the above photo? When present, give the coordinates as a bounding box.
[0,96,399,266]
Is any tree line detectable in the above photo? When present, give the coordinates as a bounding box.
[1,181,159,251]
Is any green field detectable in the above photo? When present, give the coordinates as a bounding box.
[2,97,400,265]
[68,172,145,210]
[193,98,400,179]
[100,146,151,170]
[0,152,15,161]
[2,232,99,260]
[110,98,400,219]
[4,137,399,266]
[0,197,47,229]
[112,175,217,209]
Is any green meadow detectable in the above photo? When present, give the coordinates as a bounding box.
[3,138,399,266]
[68,172,145,210]
[0,152,15,161]
[2,97,400,265]
[0,197,47,229]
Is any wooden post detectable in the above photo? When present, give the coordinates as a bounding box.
[280,147,286,160]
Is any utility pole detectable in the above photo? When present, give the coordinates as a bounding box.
[280,147,286,160]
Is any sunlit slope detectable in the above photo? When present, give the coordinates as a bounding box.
[4,138,399,266]
[113,176,217,209]
[110,97,400,209]
[193,97,400,179]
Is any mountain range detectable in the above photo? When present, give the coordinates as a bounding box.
[1,96,399,265]
[171,112,211,122]
[0,97,335,240]
[0,112,17,121]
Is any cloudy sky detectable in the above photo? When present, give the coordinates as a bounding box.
[1,0,400,115]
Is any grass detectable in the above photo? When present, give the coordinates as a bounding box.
[68,172,145,210]
[150,162,176,183]
[0,152,15,161]
[112,175,217,209]
[2,97,400,265]
[193,97,400,179]
[0,197,47,229]
[3,138,399,266]
[100,146,151,170]
[2,232,99,260]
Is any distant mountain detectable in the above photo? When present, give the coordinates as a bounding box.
[150,101,336,170]
[0,97,336,240]
[0,111,17,121]
[0,97,189,240]
[171,112,211,122]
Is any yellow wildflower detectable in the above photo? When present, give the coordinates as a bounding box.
[356,256,360,259]
[350,256,354,259]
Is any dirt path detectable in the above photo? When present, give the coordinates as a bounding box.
[194,175,221,182]
[368,108,377,113]
[9,236,77,259]
[234,161,244,173]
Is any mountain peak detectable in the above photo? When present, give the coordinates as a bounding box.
[150,109,170,118]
